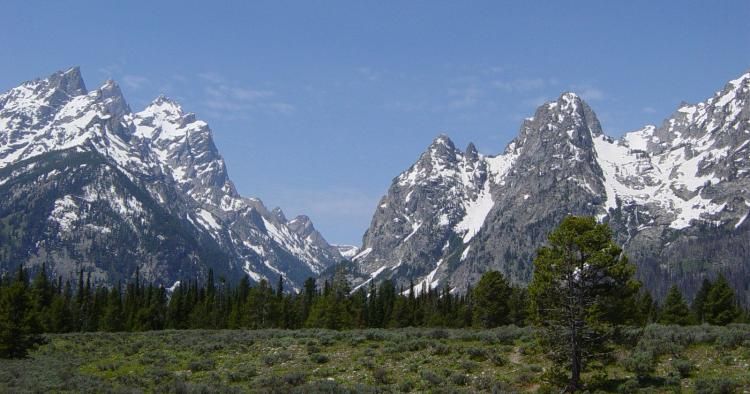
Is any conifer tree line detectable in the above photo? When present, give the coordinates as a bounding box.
[0,261,747,358]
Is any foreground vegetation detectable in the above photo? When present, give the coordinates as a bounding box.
[1,325,748,393]
[3,216,749,391]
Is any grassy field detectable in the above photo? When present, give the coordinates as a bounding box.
[1,325,748,393]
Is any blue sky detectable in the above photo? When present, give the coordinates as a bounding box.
[3,1,749,245]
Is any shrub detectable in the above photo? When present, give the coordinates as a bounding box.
[420,370,443,386]
[227,364,257,382]
[430,343,451,356]
[450,373,469,386]
[310,353,329,364]
[254,374,285,389]
[621,350,655,379]
[720,355,734,366]
[283,372,306,387]
[459,360,479,373]
[490,353,507,366]
[465,347,487,361]
[365,330,385,341]
[715,328,749,349]
[694,378,737,394]
[372,367,389,385]
[361,358,375,370]
[306,343,321,354]
[671,358,694,378]
[398,379,415,392]
[403,339,429,352]
[188,358,216,372]
[291,380,349,394]
[514,369,535,385]
[617,378,640,394]
[262,350,293,366]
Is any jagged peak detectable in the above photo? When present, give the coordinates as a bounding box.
[146,95,184,114]
[46,66,88,97]
[92,79,130,118]
[287,215,316,237]
[272,207,287,223]
[290,214,312,224]
[98,79,123,99]
[430,134,456,149]
[465,142,478,159]
[728,69,750,88]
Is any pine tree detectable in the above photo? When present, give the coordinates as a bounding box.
[30,263,55,331]
[658,285,693,325]
[704,275,739,325]
[529,216,639,391]
[691,278,712,324]
[636,291,657,325]
[472,271,512,328]
[508,286,529,326]
[0,267,44,358]
[101,283,124,331]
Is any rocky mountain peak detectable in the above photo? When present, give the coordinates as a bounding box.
[288,215,314,236]
[47,66,88,97]
[465,142,479,160]
[509,92,603,171]
[272,207,287,223]
[95,80,131,119]
[426,134,458,159]
[143,95,185,120]
[0,67,344,291]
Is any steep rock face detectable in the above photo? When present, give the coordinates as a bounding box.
[0,150,233,285]
[0,68,341,289]
[354,71,750,303]
[599,71,750,301]
[354,135,492,291]
[462,93,606,288]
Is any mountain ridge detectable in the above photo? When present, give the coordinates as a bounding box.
[0,67,342,290]
[352,69,750,304]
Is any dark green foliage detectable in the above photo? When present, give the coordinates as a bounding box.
[472,271,512,328]
[671,358,694,378]
[694,377,737,394]
[372,367,389,384]
[188,358,216,372]
[0,267,44,358]
[658,285,693,325]
[529,216,640,390]
[704,275,740,325]
[310,353,329,364]
[621,350,656,379]
[691,278,712,323]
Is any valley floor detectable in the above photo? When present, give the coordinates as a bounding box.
[1,325,748,393]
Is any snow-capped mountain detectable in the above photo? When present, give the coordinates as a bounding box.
[0,67,341,289]
[354,70,750,303]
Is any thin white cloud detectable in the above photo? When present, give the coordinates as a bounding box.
[446,86,482,109]
[570,84,605,101]
[197,72,294,117]
[492,77,548,92]
[357,67,380,81]
[197,72,225,84]
[122,75,148,90]
[97,64,123,78]
[523,95,552,108]
[642,106,657,114]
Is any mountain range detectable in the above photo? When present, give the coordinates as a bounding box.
[1,67,749,304]
[350,70,750,304]
[0,67,342,291]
